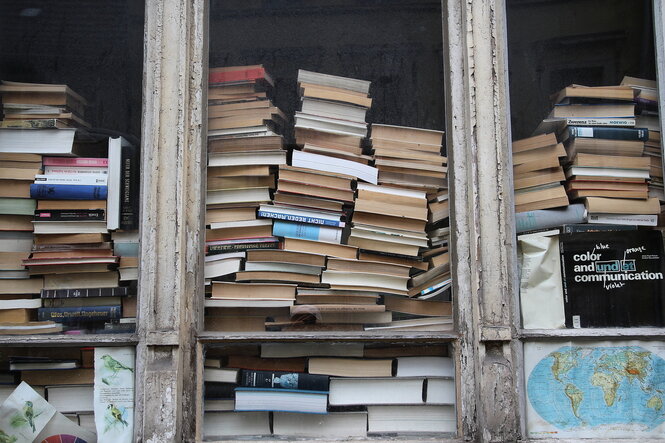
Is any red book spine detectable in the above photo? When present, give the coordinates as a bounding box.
[42,157,109,167]
[209,67,267,84]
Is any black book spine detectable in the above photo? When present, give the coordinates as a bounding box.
[240,369,329,391]
[34,209,105,221]
[562,224,638,233]
[558,238,572,328]
[204,382,237,399]
[120,143,139,231]
[40,287,130,299]
[206,242,279,254]
[567,126,649,141]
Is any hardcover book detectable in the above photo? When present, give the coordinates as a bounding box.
[559,230,665,327]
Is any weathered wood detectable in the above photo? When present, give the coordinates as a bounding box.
[135,0,207,441]
[443,0,520,441]
[655,0,665,185]
[0,334,137,346]
[197,331,459,343]
[520,328,665,340]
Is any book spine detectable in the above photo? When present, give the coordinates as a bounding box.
[37,305,121,323]
[43,157,109,167]
[258,210,344,227]
[272,220,342,243]
[40,287,129,298]
[240,369,330,391]
[34,174,108,186]
[209,67,266,84]
[34,209,106,221]
[30,184,108,200]
[567,126,649,141]
[562,223,638,233]
[586,213,658,226]
[206,241,279,254]
[515,203,586,234]
[0,119,63,129]
[44,166,108,175]
[558,238,572,328]
[119,143,139,230]
[565,118,635,127]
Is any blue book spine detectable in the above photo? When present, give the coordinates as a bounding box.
[30,183,108,200]
[37,305,121,323]
[258,210,344,227]
[272,220,339,242]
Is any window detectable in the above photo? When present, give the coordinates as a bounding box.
[200,0,458,440]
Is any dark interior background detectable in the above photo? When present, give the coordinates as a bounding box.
[209,0,446,134]
[0,1,144,139]
[507,0,656,140]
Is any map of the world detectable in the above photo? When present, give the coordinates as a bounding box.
[525,342,665,439]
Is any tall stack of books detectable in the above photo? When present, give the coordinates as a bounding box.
[0,81,138,334]
[512,132,569,213]
[204,65,288,325]
[0,151,44,329]
[203,344,456,439]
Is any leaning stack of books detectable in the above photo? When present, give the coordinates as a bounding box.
[203,343,456,439]
[512,132,569,213]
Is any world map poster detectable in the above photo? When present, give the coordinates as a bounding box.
[525,341,665,439]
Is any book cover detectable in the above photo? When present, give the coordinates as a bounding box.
[559,230,665,327]
[94,346,135,443]
[239,369,329,391]
[30,183,108,200]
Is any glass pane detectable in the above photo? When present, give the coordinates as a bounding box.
[509,0,664,330]
[0,2,144,335]
[205,0,452,334]
[203,341,455,439]
[0,345,136,439]
[508,1,665,441]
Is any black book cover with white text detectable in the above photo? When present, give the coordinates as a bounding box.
[559,230,665,327]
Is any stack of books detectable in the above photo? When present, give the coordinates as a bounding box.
[204,65,289,324]
[369,124,446,191]
[512,132,569,213]
[0,80,90,129]
[515,80,661,228]
[294,69,372,163]
[0,81,138,334]
[27,152,123,330]
[0,151,44,328]
[10,350,94,423]
[621,77,664,212]
[203,343,456,439]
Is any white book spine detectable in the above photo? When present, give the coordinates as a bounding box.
[44,166,108,175]
[34,174,108,186]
